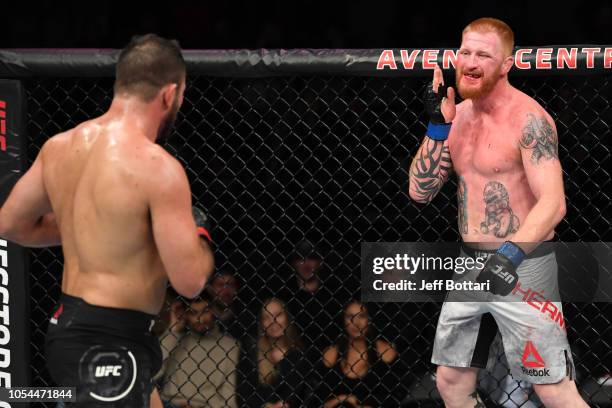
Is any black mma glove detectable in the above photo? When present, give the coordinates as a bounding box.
[423,83,452,140]
[477,241,525,296]
[192,206,212,244]
[424,83,450,125]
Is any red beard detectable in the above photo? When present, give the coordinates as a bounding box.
[456,64,502,99]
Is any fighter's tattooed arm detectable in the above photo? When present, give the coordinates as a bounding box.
[511,111,565,245]
[520,113,559,165]
[457,176,468,234]
[409,138,452,203]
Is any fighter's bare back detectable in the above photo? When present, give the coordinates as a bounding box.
[41,115,182,314]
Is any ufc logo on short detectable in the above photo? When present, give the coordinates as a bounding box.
[491,265,515,283]
[95,365,123,377]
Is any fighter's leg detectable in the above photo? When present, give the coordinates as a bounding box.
[532,377,589,408]
[432,248,500,407]
[436,366,484,408]
[488,252,588,407]
[432,299,496,407]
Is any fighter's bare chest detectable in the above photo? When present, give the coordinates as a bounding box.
[449,122,522,177]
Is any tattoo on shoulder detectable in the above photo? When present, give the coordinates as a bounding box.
[480,181,520,238]
[457,176,468,234]
[520,113,559,165]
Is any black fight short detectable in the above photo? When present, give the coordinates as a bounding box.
[45,293,162,407]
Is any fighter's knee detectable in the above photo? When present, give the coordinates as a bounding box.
[435,366,453,392]
[533,379,580,407]
[435,366,474,394]
[435,366,480,408]
[533,383,563,406]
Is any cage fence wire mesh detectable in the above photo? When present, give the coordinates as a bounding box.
[22,68,612,407]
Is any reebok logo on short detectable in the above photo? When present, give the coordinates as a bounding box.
[522,341,545,368]
[491,265,515,283]
[521,367,551,376]
[94,365,123,377]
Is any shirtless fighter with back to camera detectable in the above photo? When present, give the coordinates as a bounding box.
[409,18,589,408]
[0,34,214,407]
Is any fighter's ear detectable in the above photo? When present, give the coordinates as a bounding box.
[160,83,178,110]
[501,55,514,75]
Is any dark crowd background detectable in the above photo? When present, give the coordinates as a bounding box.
[1,0,611,49]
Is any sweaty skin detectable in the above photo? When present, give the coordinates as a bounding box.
[0,80,214,315]
[43,121,169,314]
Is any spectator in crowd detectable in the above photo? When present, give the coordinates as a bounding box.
[206,270,243,338]
[317,300,401,408]
[238,297,309,407]
[286,241,339,361]
[157,294,240,408]
[290,241,323,295]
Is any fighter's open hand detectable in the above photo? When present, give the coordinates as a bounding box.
[424,64,456,124]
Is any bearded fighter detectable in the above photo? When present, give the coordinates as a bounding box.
[409,18,588,408]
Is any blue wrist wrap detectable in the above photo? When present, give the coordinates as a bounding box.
[426,122,452,141]
[497,241,525,268]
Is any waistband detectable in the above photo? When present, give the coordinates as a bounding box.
[57,293,157,334]
[461,241,555,260]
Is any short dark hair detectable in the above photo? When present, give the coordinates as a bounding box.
[114,34,186,101]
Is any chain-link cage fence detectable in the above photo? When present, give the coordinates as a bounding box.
[4,48,612,407]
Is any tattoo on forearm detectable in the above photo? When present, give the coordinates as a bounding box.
[409,138,452,202]
[480,181,520,238]
[457,176,468,234]
[470,391,485,407]
[520,113,559,165]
